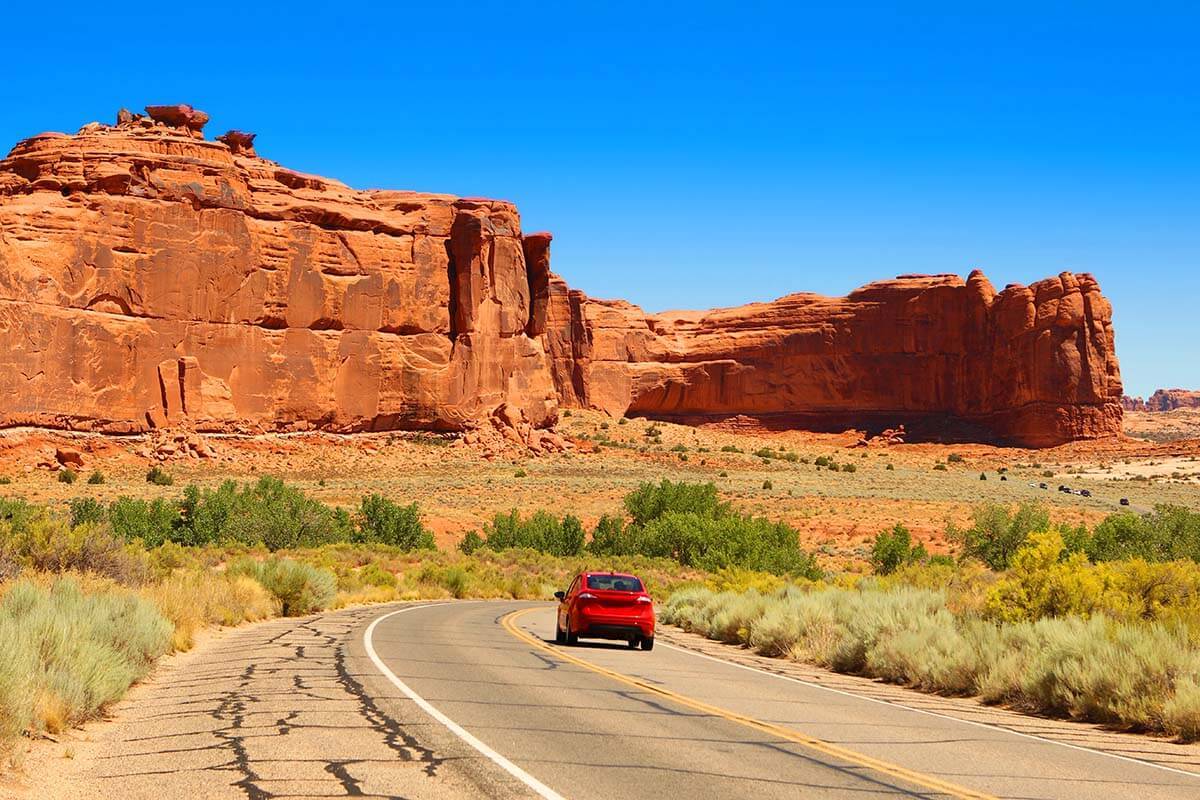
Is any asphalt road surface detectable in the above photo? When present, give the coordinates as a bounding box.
[19,600,1200,800]
[362,601,1200,800]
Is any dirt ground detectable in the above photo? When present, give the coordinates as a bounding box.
[2,411,1198,570]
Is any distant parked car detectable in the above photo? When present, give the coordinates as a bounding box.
[555,571,655,650]
[1059,485,1072,494]
[1038,482,1049,490]
[1120,497,1131,506]
[1080,489,1091,498]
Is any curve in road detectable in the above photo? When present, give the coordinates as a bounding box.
[364,601,1200,800]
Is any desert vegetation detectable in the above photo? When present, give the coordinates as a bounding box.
[3,468,1200,757]
[663,500,1200,741]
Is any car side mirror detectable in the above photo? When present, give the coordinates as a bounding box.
[554,591,565,601]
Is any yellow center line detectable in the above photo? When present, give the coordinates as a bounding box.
[502,607,996,800]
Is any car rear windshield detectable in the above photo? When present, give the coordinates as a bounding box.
[586,575,643,592]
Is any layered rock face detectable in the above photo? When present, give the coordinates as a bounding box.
[1124,390,1200,413]
[544,271,1124,447]
[0,107,1125,446]
[0,107,557,433]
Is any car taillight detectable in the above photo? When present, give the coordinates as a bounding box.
[636,596,653,604]
[578,592,597,600]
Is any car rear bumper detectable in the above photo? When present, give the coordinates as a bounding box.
[576,610,655,639]
[578,622,654,640]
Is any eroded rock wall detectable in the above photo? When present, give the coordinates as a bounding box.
[0,111,556,433]
[0,107,1124,446]
[544,271,1124,447]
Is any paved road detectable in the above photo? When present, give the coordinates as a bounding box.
[366,601,1200,800]
[13,600,1200,800]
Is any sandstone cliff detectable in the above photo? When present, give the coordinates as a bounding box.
[0,106,557,434]
[0,106,1125,446]
[544,271,1124,448]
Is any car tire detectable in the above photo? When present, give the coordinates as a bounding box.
[640,636,654,651]
[565,616,578,646]
[627,637,639,649]
[555,619,566,644]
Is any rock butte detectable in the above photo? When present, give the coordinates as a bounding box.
[1123,390,1200,413]
[0,106,1124,447]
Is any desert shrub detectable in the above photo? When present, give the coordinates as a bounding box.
[948,501,1049,570]
[358,562,398,588]
[870,524,928,575]
[457,530,484,555]
[227,557,336,616]
[624,480,728,526]
[762,479,773,490]
[1,515,149,584]
[947,453,964,463]
[0,577,171,743]
[179,478,353,550]
[475,510,586,557]
[1165,678,1200,742]
[842,463,857,473]
[0,477,10,485]
[57,468,77,485]
[984,531,1200,633]
[665,583,1200,736]
[68,497,106,527]
[108,497,178,547]
[355,495,433,550]
[86,470,105,485]
[514,469,527,478]
[933,463,947,471]
[143,570,276,650]
[145,465,174,486]
[588,514,633,556]
[637,512,820,577]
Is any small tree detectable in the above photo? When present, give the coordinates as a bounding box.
[870,523,928,575]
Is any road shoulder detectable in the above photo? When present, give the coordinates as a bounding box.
[655,623,1200,777]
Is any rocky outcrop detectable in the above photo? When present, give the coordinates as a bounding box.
[0,108,557,434]
[544,271,1125,447]
[0,106,1125,447]
[1125,390,1200,413]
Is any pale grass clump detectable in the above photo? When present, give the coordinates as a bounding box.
[143,571,277,651]
[664,584,1200,738]
[976,616,1199,731]
[1164,678,1200,742]
[227,558,337,616]
[0,576,170,745]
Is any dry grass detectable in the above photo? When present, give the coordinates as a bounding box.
[664,584,1200,741]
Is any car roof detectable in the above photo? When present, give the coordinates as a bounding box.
[582,571,639,579]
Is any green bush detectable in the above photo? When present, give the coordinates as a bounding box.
[178,478,353,550]
[86,470,105,485]
[57,469,77,485]
[624,480,728,526]
[870,524,928,575]
[227,557,336,616]
[948,502,1049,570]
[145,466,174,486]
[947,453,964,463]
[457,530,485,555]
[355,495,434,550]
[108,497,179,547]
[475,511,586,556]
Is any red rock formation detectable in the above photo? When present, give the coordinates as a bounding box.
[1145,390,1200,412]
[544,270,1125,447]
[0,110,557,434]
[0,106,1126,447]
[1122,395,1147,412]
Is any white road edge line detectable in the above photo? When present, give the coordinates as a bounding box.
[660,640,1200,780]
[363,603,566,800]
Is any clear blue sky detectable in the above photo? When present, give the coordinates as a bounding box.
[3,2,1195,396]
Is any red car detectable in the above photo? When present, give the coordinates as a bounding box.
[554,571,655,650]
